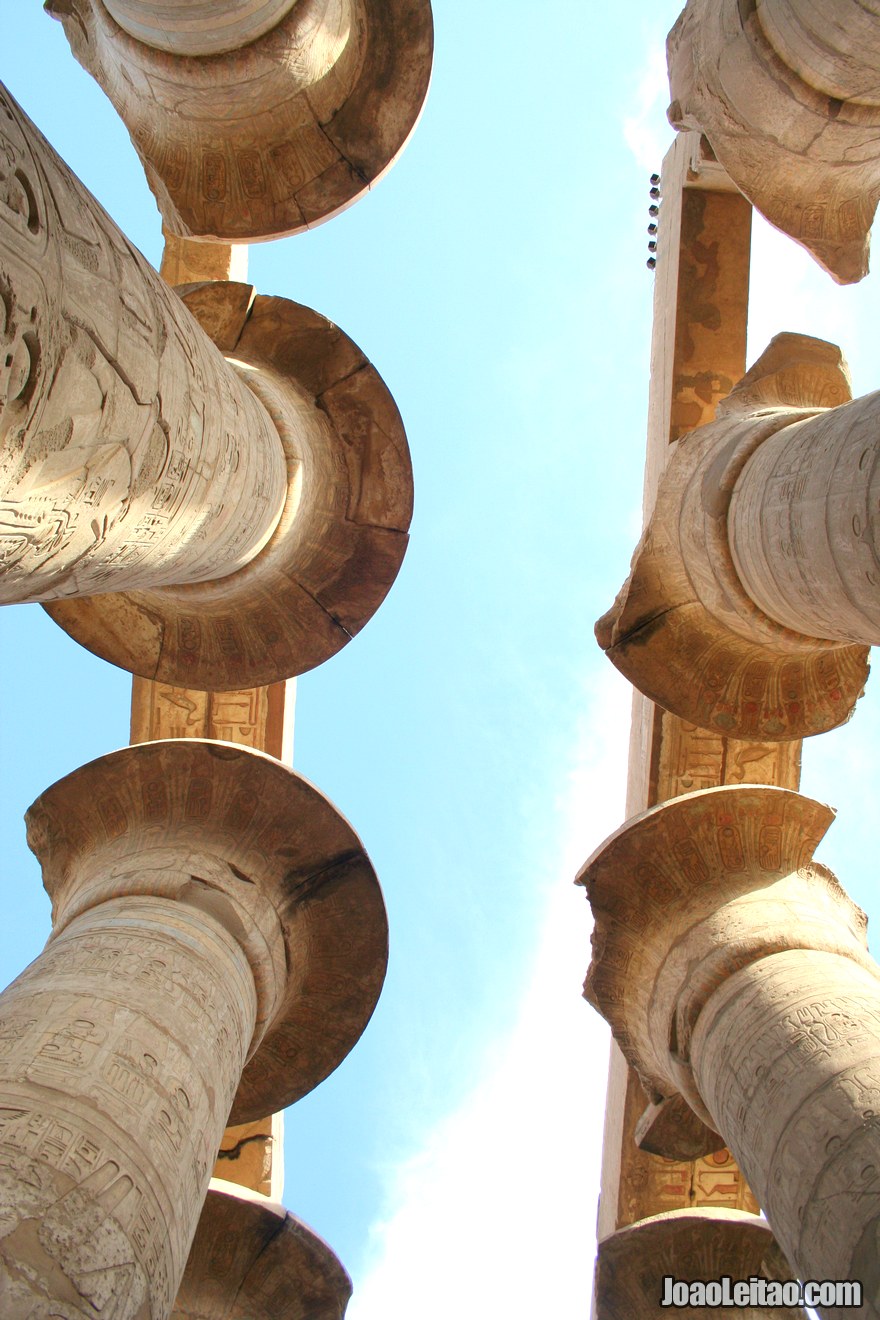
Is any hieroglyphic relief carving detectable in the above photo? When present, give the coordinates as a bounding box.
[0,898,258,1320]
[0,83,286,607]
[667,0,880,283]
[130,676,294,761]
[598,334,870,740]
[0,739,387,1315]
[617,1065,758,1227]
[47,0,434,242]
[581,783,880,1300]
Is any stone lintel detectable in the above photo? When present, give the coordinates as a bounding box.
[25,738,388,1123]
[46,283,413,690]
[578,784,872,1128]
[597,333,869,740]
[47,0,434,242]
[173,1180,351,1319]
[215,1114,283,1201]
[159,228,249,288]
[594,1208,805,1320]
[596,130,762,1243]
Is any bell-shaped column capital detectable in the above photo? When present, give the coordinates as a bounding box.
[595,1208,805,1319]
[44,282,413,690]
[596,333,869,741]
[173,1180,351,1318]
[26,738,388,1123]
[577,784,870,1130]
[667,0,880,283]
[47,0,434,241]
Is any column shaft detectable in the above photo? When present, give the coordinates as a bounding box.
[729,392,880,645]
[0,894,257,1319]
[0,83,287,605]
[693,948,880,1306]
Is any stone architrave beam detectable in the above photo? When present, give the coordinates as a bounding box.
[597,333,872,741]
[667,0,880,283]
[579,783,880,1309]
[594,1208,805,1320]
[0,85,412,688]
[47,0,434,242]
[172,1180,351,1319]
[0,739,387,1319]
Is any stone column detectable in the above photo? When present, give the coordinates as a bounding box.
[594,1208,805,1320]
[0,85,413,689]
[46,0,434,242]
[0,83,286,606]
[0,739,387,1320]
[666,0,880,283]
[597,333,871,741]
[579,783,880,1312]
[172,1180,351,1319]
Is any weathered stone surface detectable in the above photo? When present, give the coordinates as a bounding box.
[667,0,880,283]
[580,783,880,1305]
[597,333,870,740]
[0,739,386,1317]
[47,0,434,241]
[172,1180,351,1319]
[45,282,412,689]
[0,84,286,607]
[595,1208,804,1320]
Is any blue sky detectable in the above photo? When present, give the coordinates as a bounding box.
[3,4,880,1315]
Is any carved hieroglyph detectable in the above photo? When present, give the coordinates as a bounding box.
[597,333,871,740]
[0,86,413,688]
[0,83,286,606]
[580,784,880,1306]
[667,0,880,283]
[594,1208,804,1320]
[47,0,434,242]
[0,740,386,1318]
[173,1180,351,1319]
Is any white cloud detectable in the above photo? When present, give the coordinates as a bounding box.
[349,667,631,1319]
[622,42,675,174]
[747,212,876,389]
